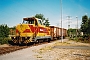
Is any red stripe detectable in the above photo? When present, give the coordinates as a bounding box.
[23,29,30,33]
[28,25,38,34]
[28,25,34,32]
[16,29,19,33]
[28,25,50,35]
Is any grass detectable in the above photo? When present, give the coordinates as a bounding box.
[0,37,11,45]
[37,41,73,54]
[38,46,52,54]
[70,37,90,43]
[37,55,42,58]
[34,55,44,59]
[53,41,71,46]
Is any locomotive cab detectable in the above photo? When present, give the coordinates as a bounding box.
[23,17,44,27]
[23,17,38,26]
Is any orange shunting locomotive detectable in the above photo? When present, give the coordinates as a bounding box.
[11,17,51,44]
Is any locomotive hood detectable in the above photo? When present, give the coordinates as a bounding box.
[16,24,34,37]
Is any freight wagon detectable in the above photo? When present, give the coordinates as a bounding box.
[50,26,67,40]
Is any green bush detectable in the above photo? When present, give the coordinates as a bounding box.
[77,34,90,43]
[0,24,9,37]
[0,37,11,45]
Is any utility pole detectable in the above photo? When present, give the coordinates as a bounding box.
[67,16,71,29]
[67,16,71,37]
[76,16,78,30]
[76,16,78,38]
[60,0,63,43]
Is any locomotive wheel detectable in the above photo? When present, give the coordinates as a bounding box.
[48,39,51,43]
[35,40,39,44]
[8,40,15,45]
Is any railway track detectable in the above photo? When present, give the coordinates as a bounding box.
[0,46,28,55]
[0,40,56,55]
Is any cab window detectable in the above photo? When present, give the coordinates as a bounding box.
[28,20,34,24]
[38,19,42,25]
[23,20,34,24]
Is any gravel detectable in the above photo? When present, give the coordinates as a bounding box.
[0,39,90,60]
[0,44,10,47]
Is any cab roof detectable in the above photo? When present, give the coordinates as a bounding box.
[23,17,37,21]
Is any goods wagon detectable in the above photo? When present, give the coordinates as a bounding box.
[50,26,67,40]
[63,28,67,38]
[50,26,59,40]
[58,28,62,39]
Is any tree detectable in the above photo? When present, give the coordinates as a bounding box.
[35,14,45,22]
[80,15,90,42]
[67,28,77,38]
[87,18,90,34]
[44,18,50,27]
[35,14,50,26]
[0,24,9,38]
[80,15,89,34]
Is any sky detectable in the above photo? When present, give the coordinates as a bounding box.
[0,0,90,29]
